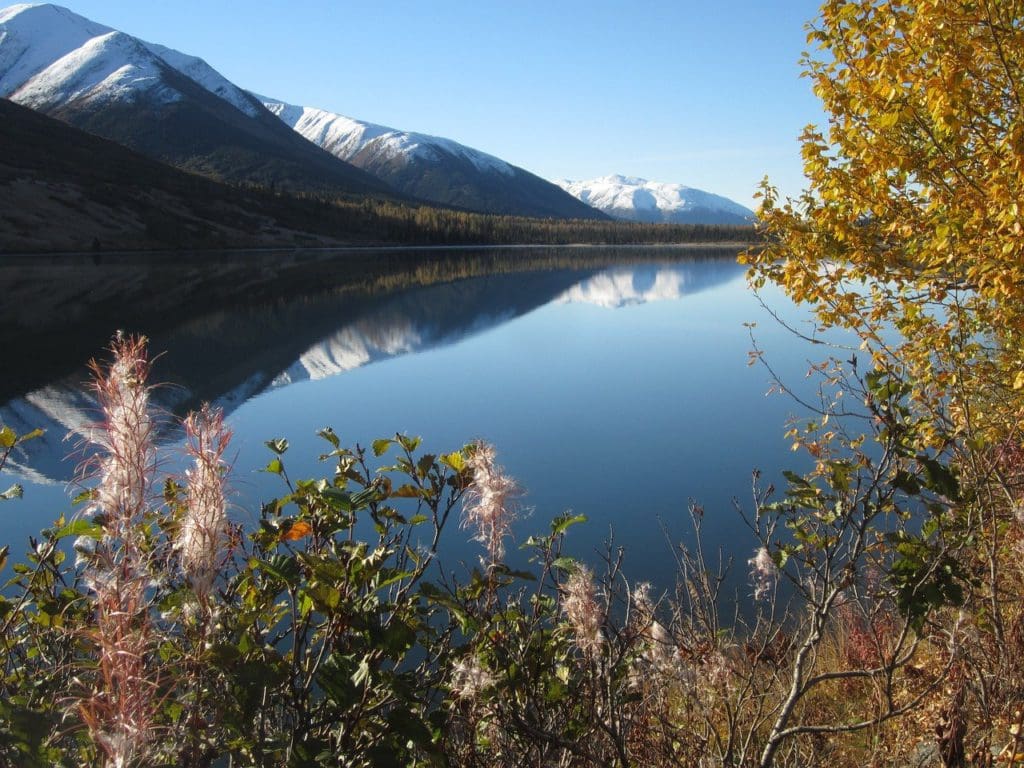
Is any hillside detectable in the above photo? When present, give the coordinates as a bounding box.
[0,99,756,253]
[261,97,609,220]
[0,3,395,200]
[0,98,390,251]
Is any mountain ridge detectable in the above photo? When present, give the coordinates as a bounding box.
[557,174,755,225]
[0,3,395,199]
[260,96,608,220]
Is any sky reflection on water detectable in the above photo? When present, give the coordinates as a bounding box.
[1,250,824,595]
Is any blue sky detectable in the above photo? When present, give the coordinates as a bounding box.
[61,0,825,207]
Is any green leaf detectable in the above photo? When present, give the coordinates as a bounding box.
[783,470,813,488]
[396,434,421,452]
[918,455,960,501]
[377,619,417,656]
[551,556,576,572]
[320,486,353,512]
[372,438,393,457]
[318,427,340,449]
[350,486,383,508]
[259,554,301,586]
[72,489,96,506]
[264,457,284,475]
[551,513,587,536]
[1,484,23,501]
[298,591,314,619]
[893,470,922,495]
[206,642,241,667]
[318,654,359,707]
[440,451,465,472]
[265,438,289,455]
[306,584,341,611]
[18,428,43,444]
[385,708,433,749]
[0,426,15,449]
[416,454,436,478]
[52,519,103,540]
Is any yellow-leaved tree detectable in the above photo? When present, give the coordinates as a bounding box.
[744,1,1024,764]
[749,0,1024,445]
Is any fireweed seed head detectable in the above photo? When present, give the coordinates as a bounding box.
[450,655,495,701]
[177,405,231,600]
[461,441,521,564]
[84,334,156,536]
[561,565,604,656]
[630,581,672,666]
[748,546,777,601]
[632,582,653,614]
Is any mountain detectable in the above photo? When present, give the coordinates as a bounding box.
[0,3,392,199]
[556,175,755,225]
[0,97,421,252]
[260,96,608,220]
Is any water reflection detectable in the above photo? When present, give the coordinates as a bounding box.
[557,261,747,308]
[0,248,746,483]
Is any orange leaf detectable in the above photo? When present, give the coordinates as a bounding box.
[280,521,312,541]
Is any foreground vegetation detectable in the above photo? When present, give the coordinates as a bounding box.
[0,335,979,768]
[2,0,1024,765]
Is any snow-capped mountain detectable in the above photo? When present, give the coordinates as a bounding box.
[0,3,390,198]
[260,97,607,220]
[557,175,755,225]
[0,3,608,219]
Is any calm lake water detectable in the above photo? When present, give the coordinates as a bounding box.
[0,246,821,594]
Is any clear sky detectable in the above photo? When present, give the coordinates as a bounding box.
[58,0,825,208]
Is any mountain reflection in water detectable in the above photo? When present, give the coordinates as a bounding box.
[0,247,746,483]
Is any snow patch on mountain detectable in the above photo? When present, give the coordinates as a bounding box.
[10,29,174,109]
[0,3,258,114]
[556,175,754,223]
[0,3,111,93]
[143,41,262,117]
[260,96,515,176]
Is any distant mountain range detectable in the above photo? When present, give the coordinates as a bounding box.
[0,3,753,226]
[557,175,755,225]
[259,98,606,220]
[0,3,603,219]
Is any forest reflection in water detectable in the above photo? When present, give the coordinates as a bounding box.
[0,245,815,592]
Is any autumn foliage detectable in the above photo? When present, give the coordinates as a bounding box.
[745,0,1024,764]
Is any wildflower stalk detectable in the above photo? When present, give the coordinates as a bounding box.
[178,404,231,607]
[562,565,604,657]
[461,441,521,567]
[79,334,159,768]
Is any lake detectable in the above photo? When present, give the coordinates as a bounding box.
[0,246,821,596]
